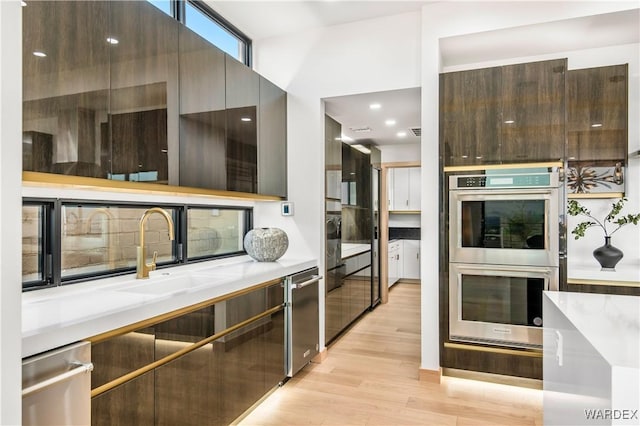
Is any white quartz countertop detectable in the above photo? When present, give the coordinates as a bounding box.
[544,291,640,368]
[22,255,317,358]
[341,243,371,259]
[568,260,640,284]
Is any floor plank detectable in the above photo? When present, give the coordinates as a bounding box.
[238,283,543,425]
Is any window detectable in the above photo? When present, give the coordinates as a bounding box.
[22,201,53,289]
[184,1,249,64]
[60,204,179,280]
[22,200,252,290]
[147,0,173,17]
[146,0,251,66]
[187,207,248,260]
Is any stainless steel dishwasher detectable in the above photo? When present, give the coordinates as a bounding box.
[22,341,93,425]
[286,267,321,377]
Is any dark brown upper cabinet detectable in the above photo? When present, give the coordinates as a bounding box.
[258,77,287,198]
[225,56,259,193]
[22,1,110,178]
[23,1,288,198]
[567,64,628,164]
[440,67,501,167]
[440,58,566,167]
[178,25,227,190]
[108,1,179,184]
[500,59,566,163]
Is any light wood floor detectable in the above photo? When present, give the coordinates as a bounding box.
[238,283,543,426]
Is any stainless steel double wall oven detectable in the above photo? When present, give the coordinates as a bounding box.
[448,168,561,348]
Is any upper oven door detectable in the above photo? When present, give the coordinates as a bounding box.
[449,187,559,267]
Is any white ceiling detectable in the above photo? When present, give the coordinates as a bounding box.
[205,2,639,147]
[206,1,436,41]
[324,88,421,146]
[440,8,640,69]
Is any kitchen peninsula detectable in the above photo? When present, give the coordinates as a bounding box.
[543,291,640,425]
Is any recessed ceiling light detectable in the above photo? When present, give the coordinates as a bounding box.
[504,120,515,124]
[591,123,603,128]
[32,51,46,57]
[369,103,381,110]
[397,131,407,138]
[341,135,353,142]
[385,119,396,126]
[106,37,119,45]
[461,155,469,159]
[475,156,483,159]
[241,117,252,122]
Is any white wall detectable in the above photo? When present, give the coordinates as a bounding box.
[0,1,23,423]
[254,1,639,374]
[379,143,421,164]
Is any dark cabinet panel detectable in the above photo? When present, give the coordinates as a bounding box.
[111,109,168,181]
[258,76,287,197]
[108,1,178,184]
[440,58,566,166]
[22,131,53,173]
[22,1,110,178]
[567,64,627,163]
[440,67,501,166]
[178,25,227,189]
[325,115,342,200]
[225,56,259,193]
[92,282,285,425]
[92,370,154,426]
[501,59,566,163]
[326,253,371,344]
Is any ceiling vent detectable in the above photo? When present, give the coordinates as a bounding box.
[410,127,421,137]
[349,126,372,133]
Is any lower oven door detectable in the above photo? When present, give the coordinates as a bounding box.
[449,263,558,349]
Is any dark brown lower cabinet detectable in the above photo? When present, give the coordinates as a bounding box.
[91,281,285,425]
[325,252,371,345]
[92,371,155,426]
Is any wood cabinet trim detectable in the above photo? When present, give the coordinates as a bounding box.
[23,171,283,201]
[567,278,639,288]
[443,342,542,358]
[443,161,563,173]
[567,192,624,199]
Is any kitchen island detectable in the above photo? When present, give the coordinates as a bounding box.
[543,291,640,425]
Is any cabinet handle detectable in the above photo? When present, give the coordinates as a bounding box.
[22,362,94,398]
[292,275,323,290]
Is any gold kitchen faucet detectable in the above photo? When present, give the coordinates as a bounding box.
[137,207,175,279]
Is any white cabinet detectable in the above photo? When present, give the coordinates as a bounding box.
[388,167,421,211]
[388,241,401,287]
[401,240,420,280]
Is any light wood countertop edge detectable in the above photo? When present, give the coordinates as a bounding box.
[23,171,283,201]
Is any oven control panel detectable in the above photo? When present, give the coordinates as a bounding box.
[454,173,553,189]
